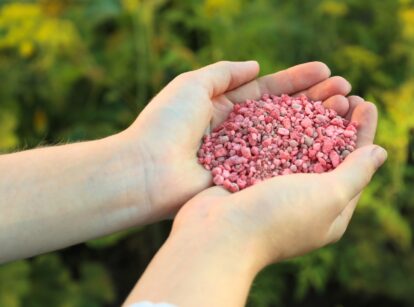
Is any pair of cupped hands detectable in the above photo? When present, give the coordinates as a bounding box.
[122,61,387,270]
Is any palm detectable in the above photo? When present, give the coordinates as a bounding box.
[173,93,378,264]
[131,62,354,218]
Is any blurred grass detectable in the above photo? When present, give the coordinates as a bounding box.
[0,0,413,306]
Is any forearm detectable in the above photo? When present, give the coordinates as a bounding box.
[124,224,260,307]
[0,133,150,263]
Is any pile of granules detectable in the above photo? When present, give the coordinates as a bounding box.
[197,94,357,192]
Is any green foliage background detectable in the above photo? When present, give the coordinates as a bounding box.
[0,0,414,306]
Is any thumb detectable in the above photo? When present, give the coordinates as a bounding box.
[173,61,260,98]
[198,61,260,97]
[330,144,387,202]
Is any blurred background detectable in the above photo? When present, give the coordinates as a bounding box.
[0,0,413,306]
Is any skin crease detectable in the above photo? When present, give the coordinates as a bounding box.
[124,62,387,306]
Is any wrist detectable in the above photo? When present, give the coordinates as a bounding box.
[171,203,265,277]
[125,211,261,306]
[99,132,158,226]
[137,223,259,304]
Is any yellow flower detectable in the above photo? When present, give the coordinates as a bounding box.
[0,110,18,150]
[203,0,241,17]
[40,0,66,17]
[34,109,48,135]
[318,1,348,17]
[0,3,41,48]
[0,2,79,62]
[35,19,77,48]
[400,9,414,41]
[18,41,34,58]
[122,0,140,12]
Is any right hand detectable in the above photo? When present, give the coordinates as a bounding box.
[171,97,386,270]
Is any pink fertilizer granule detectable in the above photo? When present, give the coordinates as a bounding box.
[197,94,358,192]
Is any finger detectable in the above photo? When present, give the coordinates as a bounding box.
[170,61,260,99]
[350,101,378,147]
[345,95,364,120]
[211,94,350,133]
[196,61,260,97]
[224,62,331,103]
[296,76,352,101]
[326,195,359,243]
[325,100,378,232]
[329,145,387,209]
[325,99,378,239]
[322,95,350,117]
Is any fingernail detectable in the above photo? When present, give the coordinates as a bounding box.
[372,146,387,169]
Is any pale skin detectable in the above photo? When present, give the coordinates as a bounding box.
[123,62,386,306]
[0,61,386,306]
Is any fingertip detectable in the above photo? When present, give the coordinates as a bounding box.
[348,100,378,147]
[363,101,378,117]
[345,95,364,120]
[311,61,331,78]
[198,60,262,96]
[348,95,364,102]
[331,76,352,95]
[323,95,350,116]
[245,60,260,68]
[223,60,260,72]
[371,145,388,169]
[352,101,378,124]
[231,60,260,78]
[292,61,331,83]
[245,60,261,76]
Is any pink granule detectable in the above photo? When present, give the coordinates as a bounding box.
[197,94,357,192]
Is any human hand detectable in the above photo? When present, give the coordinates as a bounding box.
[122,61,352,220]
[171,96,386,270]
